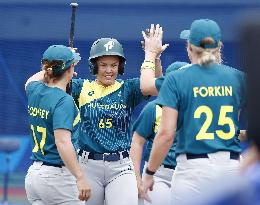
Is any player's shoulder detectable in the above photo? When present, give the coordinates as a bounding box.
[72,78,99,94]
[144,100,157,110]
[218,64,244,73]
[117,78,139,89]
[122,78,139,84]
[26,81,43,91]
[218,64,246,79]
[26,81,49,97]
[178,63,193,71]
[168,64,193,77]
[72,78,92,85]
[138,100,157,119]
[56,92,76,108]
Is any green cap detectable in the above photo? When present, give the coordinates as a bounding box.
[89,38,125,61]
[180,19,221,48]
[42,45,81,72]
[165,61,188,75]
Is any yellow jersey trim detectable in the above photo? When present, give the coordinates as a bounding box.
[154,105,162,133]
[73,112,81,127]
[78,80,123,108]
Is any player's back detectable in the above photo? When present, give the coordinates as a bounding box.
[170,63,245,155]
[26,81,77,165]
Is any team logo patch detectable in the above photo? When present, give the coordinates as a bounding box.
[104,40,115,51]
[88,91,95,96]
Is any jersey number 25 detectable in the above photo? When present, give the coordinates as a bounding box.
[194,105,235,140]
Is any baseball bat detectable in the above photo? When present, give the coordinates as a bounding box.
[69,2,78,48]
[66,2,78,95]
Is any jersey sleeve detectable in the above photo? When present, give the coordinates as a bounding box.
[25,81,41,96]
[72,78,84,106]
[126,78,149,107]
[53,96,77,132]
[156,73,180,110]
[155,76,165,92]
[132,102,156,140]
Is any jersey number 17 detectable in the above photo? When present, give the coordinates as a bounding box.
[30,125,47,155]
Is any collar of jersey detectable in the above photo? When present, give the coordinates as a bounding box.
[78,80,123,107]
[93,80,119,89]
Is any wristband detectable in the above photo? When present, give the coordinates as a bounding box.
[145,167,156,176]
[141,61,155,71]
[144,60,155,64]
[142,61,155,67]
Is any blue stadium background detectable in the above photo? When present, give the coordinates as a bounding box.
[0,0,258,203]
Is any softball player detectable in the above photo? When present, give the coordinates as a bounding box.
[130,61,188,205]
[25,45,91,205]
[71,38,166,205]
[141,19,246,205]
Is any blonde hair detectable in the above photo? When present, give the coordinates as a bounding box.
[190,38,223,66]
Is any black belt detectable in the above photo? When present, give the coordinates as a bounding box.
[41,162,63,168]
[78,149,129,162]
[185,152,240,160]
[163,164,176,170]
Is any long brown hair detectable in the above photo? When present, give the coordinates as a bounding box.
[41,60,66,83]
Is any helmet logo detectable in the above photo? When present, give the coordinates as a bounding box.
[104,40,115,51]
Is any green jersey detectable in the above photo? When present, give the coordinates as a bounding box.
[157,64,246,155]
[26,81,80,165]
[133,100,176,167]
[72,78,146,153]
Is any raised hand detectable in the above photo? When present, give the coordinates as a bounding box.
[142,24,169,59]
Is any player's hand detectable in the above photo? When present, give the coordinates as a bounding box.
[137,177,151,202]
[141,28,168,59]
[142,174,154,203]
[140,28,150,51]
[76,176,91,201]
[142,24,169,58]
[136,176,143,195]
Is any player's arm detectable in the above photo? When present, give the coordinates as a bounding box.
[130,132,152,202]
[130,102,155,178]
[141,28,163,79]
[25,71,45,90]
[130,132,147,200]
[54,129,91,201]
[130,102,156,201]
[140,24,169,96]
[155,58,163,77]
[130,132,146,180]
[142,106,177,193]
[147,106,177,172]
